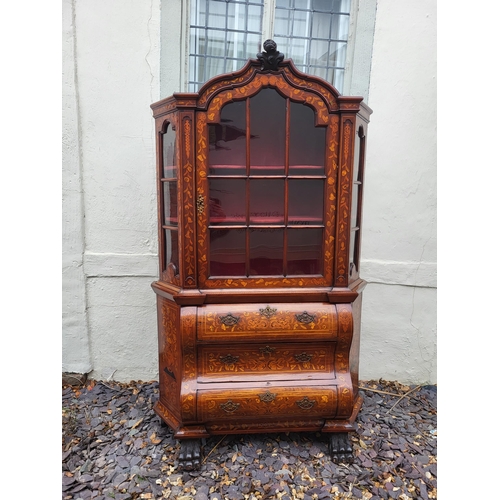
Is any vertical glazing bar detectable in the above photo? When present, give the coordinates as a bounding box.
[283,97,290,276]
[245,97,251,276]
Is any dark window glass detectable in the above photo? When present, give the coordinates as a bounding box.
[162,123,177,178]
[208,100,246,174]
[289,102,325,174]
[287,228,323,275]
[249,179,284,225]
[249,228,284,275]
[210,228,246,276]
[209,179,246,225]
[250,89,286,172]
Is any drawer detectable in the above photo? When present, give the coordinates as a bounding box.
[197,342,335,381]
[198,385,338,421]
[197,303,338,342]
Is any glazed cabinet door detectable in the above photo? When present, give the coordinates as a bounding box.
[196,87,338,289]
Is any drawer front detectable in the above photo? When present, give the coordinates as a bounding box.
[198,386,338,421]
[197,303,338,342]
[198,342,335,381]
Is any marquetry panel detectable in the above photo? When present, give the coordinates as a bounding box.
[198,342,335,380]
[196,303,338,342]
[198,386,338,421]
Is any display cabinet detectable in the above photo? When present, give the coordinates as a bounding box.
[150,40,372,470]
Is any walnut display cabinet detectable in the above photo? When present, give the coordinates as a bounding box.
[150,41,372,470]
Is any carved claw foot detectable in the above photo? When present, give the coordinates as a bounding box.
[178,439,202,471]
[329,433,354,464]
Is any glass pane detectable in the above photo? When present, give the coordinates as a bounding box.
[331,14,350,40]
[311,11,331,39]
[191,28,206,55]
[292,10,309,38]
[207,1,226,29]
[288,180,324,224]
[329,42,347,67]
[276,0,292,7]
[206,29,226,56]
[210,228,246,276]
[249,228,284,276]
[162,124,177,178]
[226,31,246,59]
[164,229,179,275]
[310,39,329,66]
[227,2,246,31]
[289,102,325,173]
[190,0,205,26]
[247,33,262,55]
[349,228,358,270]
[250,89,286,170]
[248,5,262,33]
[351,184,359,228]
[287,228,323,275]
[163,181,178,226]
[274,9,292,36]
[209,179,246,225]
[250,179,284,224]
[208,100,246,173]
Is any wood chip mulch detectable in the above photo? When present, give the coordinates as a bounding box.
[62,379,437,500]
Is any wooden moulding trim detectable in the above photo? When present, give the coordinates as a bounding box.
[174,426,211,440]
[321,393,364,433]
[151,281,208,305]
[205,418,326,435]
[154,400,181,433]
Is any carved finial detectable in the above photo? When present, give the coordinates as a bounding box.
[257,39,284,71]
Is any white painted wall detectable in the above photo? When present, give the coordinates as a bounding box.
[62,0,436,384]
[360,0,437,383]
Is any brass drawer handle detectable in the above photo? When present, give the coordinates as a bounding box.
[220,400,240,414]
[259,305,277,318]
[219,354,239,365]
[296,396,316,410]
[259,390,277,403]
[294,352,313,363]
[259,345,276,355]
[296,311,316,324]
[219,313,240,326]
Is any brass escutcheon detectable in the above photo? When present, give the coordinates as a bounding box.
[196,194,204,214]
[220,313,240,326]
[296,396,316,410]
[296,311,316,324]
[259,345,276,355]
[294,352,313,363]
[219,354,239,365]
[259,390,277,403]
[220,400,240,414]
[259,305,277,319]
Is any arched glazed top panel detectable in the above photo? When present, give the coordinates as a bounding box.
[205,68,334,126]
[198,59,342,120]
